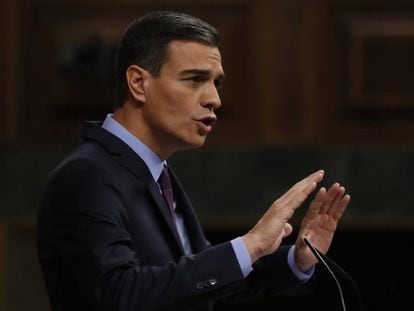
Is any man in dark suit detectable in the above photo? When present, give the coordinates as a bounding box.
[37,11,350,311]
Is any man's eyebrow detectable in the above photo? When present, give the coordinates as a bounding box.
[179,69,225,80]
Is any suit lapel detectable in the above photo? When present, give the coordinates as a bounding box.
[82,121,185,254]
[118,154,185,255]
[169,167,208,253]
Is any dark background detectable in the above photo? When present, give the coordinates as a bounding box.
[1,0,414,310]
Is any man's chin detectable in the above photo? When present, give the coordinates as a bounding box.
[181,136,207,151]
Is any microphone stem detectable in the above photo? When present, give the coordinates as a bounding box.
[303,237,347,311]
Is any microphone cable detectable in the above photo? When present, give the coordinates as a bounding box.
[303,237,346,311]
[303,237,364,311]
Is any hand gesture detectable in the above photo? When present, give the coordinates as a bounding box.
[294,182,350,271]
[242,170,325,262]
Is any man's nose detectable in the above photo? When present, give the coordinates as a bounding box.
[201,85,221,111]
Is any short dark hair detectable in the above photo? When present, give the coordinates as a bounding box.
[113,11,219,108]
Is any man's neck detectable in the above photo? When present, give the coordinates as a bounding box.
[112,103,172,160]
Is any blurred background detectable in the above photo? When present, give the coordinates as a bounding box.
[1,0,414,310]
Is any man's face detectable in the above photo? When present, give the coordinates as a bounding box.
[142,40,224,157]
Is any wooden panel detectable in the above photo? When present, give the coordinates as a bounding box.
[0,0,20,142]
[255,0,307,145]
[0,219,51,311]
[338,13,414,112]
[0,221,4,310]
[304,1,414,148]
[0,0,4,138]
[20,4,139,143]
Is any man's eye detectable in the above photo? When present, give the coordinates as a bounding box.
[189,76,204,83]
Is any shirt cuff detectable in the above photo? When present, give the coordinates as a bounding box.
[287,245,315,283]
[230,237,253,278]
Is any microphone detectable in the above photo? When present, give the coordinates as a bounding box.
[303,237,364,311]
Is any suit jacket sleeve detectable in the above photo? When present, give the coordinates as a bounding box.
[215,245,315,308]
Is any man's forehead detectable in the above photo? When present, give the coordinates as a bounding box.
[165,40,223,73]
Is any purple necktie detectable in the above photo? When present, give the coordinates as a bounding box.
[158,166,176,221]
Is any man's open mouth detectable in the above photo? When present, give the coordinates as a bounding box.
[198,116,217,126]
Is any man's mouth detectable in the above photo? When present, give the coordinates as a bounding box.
[198,116,217,126]
[195,115,217,134]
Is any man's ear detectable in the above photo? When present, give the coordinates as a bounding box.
[126,65,150,103]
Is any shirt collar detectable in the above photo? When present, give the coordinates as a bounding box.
[102,114,165,181]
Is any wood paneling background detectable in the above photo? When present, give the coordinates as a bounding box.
[2,1,414,310]
[324,1,414,148]
[2,0,414,149]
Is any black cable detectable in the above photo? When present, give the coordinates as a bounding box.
[303,237,347,311]
[303,237,365,311]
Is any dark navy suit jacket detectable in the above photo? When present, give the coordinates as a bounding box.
[36,121,311,311]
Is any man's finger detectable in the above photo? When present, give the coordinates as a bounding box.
[320,183,341,214]
[280,170,324,204]
[303,187,326,221]
[329,194,350,220]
